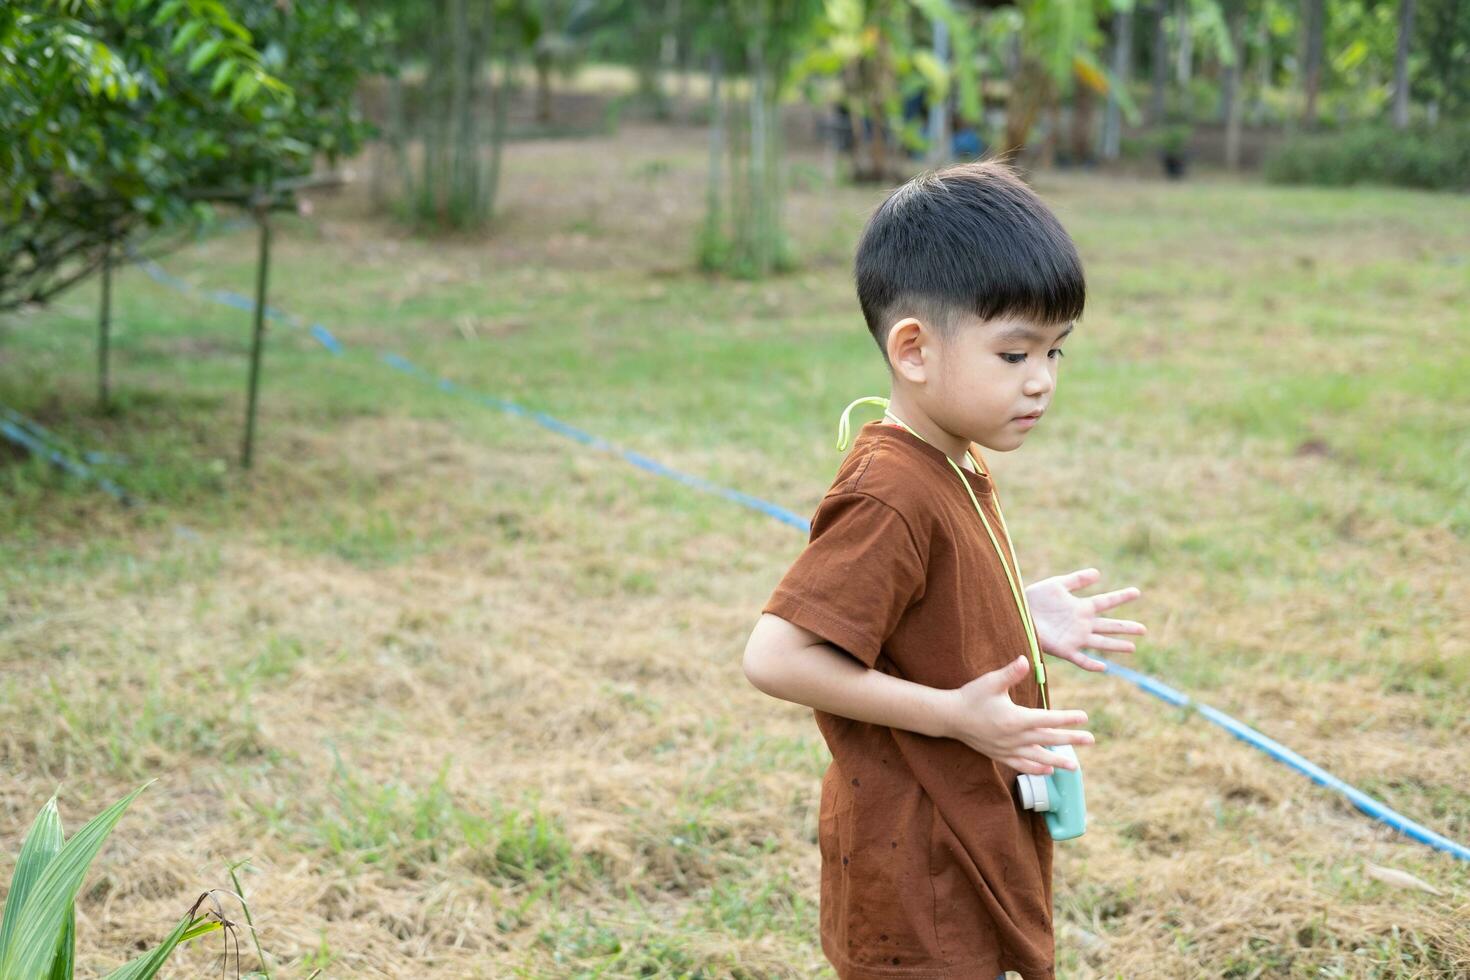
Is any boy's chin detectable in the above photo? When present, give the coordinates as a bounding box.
[977,432,1028,453]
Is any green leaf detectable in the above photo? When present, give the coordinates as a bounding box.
[1333,38,1370,75]
[168,19,203,54]
[229,71,261,109]
[45,906,73,980]
[188,38,223,73]
[200,0,252,41]
[0,782,152,980]
[209,58,236,94]
[99,915,221,980]
[0,793,64,966]
[150,0,185,28]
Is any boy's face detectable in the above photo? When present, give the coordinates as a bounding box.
[894,312,1073,452]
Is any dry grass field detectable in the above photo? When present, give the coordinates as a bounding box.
[1,120,1467,977]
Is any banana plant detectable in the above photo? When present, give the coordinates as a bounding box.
[797,0,987,181]
[1000,0,1145,160]
[0,783,228,980]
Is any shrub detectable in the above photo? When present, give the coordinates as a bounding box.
[1264,124,1470,191]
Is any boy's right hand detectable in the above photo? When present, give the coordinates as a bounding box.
[941,655,1093,776]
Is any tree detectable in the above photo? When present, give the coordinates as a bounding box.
[1000,0,1137,163]
[1415,0,1470,117]
[796,0,982,183]
[2,0,385,313]
[2,0,386,459]
[695,0,824,277]
[379,0,545,233]
[524,0,619,124]
[0,0,285,313]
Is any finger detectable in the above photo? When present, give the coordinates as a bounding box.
[1022,728,1095,747]
[1094,617,1147,635]
[1088,587,1142,613]
[985,655,1031,692]
[1008,757,1054,776]
[1015,744,1078,771]
[1048,649,1108,671]
[1085,634,1137,653]
[1059,567,1101,591]
[1024,708,1089,728]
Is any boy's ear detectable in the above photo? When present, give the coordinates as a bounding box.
[887,317,930,384]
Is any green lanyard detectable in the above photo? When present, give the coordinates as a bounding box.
[836,396,1049,708]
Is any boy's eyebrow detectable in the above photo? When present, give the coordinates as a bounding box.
[994,322,1075,345]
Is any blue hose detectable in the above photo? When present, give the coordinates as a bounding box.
[1101,661,1470,862]
[0,406,133,504]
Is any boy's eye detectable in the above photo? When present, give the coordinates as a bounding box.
[1048,348,1065,359]
[1000,353,1026,364]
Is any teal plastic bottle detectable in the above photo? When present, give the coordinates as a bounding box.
[1017,744,1087,841]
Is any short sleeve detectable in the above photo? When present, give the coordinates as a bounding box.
[762,491,927,669]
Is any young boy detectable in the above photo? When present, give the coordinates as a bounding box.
[742,161,1146,980]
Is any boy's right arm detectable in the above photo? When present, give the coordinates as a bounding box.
[742,613,1093,776]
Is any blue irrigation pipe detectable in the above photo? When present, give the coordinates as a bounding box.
[129,246,344,355]
[0,406,133,505]
[1103,662,1470,861]
[115,245,1470,864]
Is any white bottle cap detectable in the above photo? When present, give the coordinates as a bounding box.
[1017,773,1050,812]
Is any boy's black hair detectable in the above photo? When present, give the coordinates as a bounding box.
[854,160,1086,366]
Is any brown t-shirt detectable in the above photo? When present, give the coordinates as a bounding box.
[763,419,1055,980]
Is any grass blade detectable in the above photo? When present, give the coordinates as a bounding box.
[98,914,221,980]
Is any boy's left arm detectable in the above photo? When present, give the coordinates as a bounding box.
[1024,567,1146,671]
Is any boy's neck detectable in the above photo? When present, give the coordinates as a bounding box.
[885,390,976,472]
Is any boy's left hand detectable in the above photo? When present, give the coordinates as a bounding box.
[1024,567,1145,672]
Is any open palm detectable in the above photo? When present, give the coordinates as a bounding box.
[1024,567,1146,672]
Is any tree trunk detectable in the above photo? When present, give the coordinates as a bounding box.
[662,0,681,122]
[242,204,271,470]
[389,71,410,212]
[868,33,897,182]
[842,63,869,179]
[1150,1,1169,124]
[1393,0,1415,128]
[1041,102,1061,169]
[1004,58,1051,160]
[1251,14,1270,123]
[1072,84,1097,164]
[1103,6,1135,159]
[702,50,725,269]
[485,43,509,222]
[449,0,471,225]
[535,52,553,124]
[727,67,748,258]
[97,242,112,411]
[1223,0,1244,169]
[927,3,952,164]
[749,38,769,275]
[1176,0,1193,84]
[765,70,786,271]
[1301,0,1324,127]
